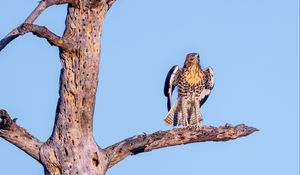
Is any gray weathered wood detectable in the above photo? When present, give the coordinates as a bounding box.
[105,124,258,168]
[0,110,43,162]
[39,1,112,174]
[0,0,73,51]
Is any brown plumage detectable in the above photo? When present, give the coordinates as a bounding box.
[163,53,214,127]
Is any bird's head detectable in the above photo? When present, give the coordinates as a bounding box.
[184,52,200,68]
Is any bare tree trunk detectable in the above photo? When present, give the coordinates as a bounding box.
[0,1,258,175]
[39,2,110,175]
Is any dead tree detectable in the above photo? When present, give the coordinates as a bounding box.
[0,1,258,175]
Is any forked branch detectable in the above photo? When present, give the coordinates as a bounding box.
[19,23,71,49]
[0,0,73,52]
[0,109,43,162]
[105,124,258,168]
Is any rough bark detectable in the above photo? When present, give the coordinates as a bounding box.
[0,0,258,175]
[105,124,258,168]
[39,1,111,175]
[0,110,43,162]
[19,23,71,49]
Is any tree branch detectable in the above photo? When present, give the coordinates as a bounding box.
[0,0,74,52]
[105,124,258,168]
[0,23,70,51]
[19,23,71,49]
[0,109,43,162]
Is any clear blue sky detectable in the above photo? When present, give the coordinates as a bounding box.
[0,1,299,175]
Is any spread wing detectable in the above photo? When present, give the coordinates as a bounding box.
[200,67,215,107]
[164,65,180,111]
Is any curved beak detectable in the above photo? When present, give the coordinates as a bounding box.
[192,53,200,63]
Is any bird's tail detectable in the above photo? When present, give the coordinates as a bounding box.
[164,100,179,126]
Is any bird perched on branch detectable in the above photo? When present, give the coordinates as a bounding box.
[164,53,214,128]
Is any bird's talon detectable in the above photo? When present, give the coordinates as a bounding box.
[196,123,202,130]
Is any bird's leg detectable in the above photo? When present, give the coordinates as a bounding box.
[177,111,182,126]
[195,100,203,130]
[196,113,202,130]
[182,112,189,128]
[181,98,189,127]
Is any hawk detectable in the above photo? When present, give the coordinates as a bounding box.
[164,53,215,128]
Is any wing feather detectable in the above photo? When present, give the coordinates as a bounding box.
[164,65,180,111]
[200,67,215,107]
